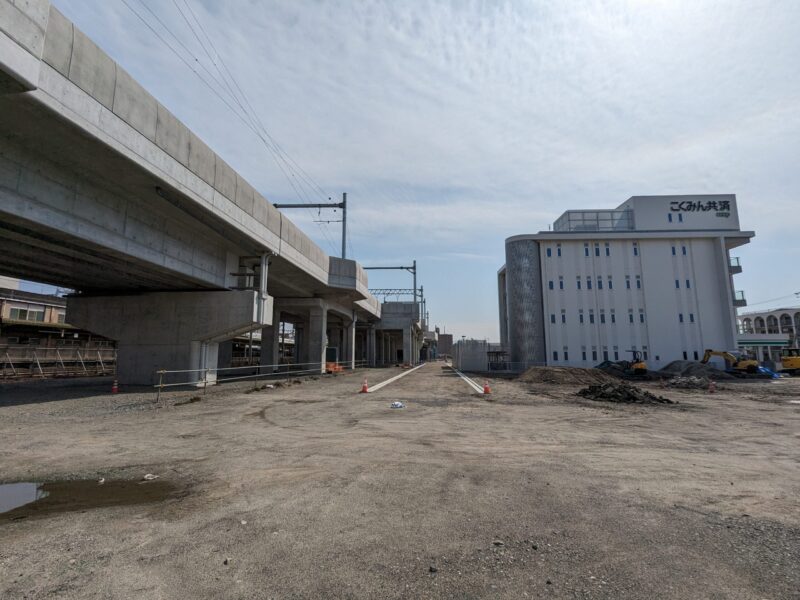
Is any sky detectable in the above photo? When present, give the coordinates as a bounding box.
[42,0,800,339]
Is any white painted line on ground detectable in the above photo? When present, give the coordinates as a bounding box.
[789,400,800,404]
[365,363,427,393]
[448,365,485,394]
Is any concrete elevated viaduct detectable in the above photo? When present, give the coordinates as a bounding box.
[0,0,381,383]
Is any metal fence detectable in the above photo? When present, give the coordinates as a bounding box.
[0,345,116,379]
[153,359,370,401]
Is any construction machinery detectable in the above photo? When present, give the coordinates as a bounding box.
[701,349,759,374]
[779,348,800,375]
[626,350,648,375]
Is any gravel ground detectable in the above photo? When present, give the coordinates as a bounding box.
[0,362,798,599]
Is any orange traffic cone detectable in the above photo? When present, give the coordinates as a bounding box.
[708,380,716,394]
[483,381,491,394]
[111,379,119,394]
[360,377,369,394]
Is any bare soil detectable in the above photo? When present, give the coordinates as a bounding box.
[1,363,798,599]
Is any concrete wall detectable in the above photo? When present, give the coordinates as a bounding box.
[504,238,546,366]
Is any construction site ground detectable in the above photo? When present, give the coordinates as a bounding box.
[1,362,798,599]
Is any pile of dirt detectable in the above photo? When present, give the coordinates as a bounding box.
[659,360,735,380]
[518,366,617,385]
[577,382,674,404]
[665,375,710,389]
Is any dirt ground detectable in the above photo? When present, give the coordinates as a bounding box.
[1,362,798,599]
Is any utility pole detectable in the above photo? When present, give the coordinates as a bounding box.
[341,193,347,260]
[273,193,347,259]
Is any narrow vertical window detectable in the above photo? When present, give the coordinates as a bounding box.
[582,351,587,361]
[640,313,645,323]
[689,313,695,323]
[577,279,581,290]
[636,277,641,289]
[671,246,676,256]
[559,280,564,290]
[611,314,616,324]
[693,351,699,360]
[608,278,613,290]
[686,279,691,289]
[546,247,552,257]
[629,314,634,323]
[553,351,558,361]
[557,245,562,257]
[594,244,600,257]
[587,279,592,290]
[589,313,595,324]
[679,313,684,323]
[600,313,606,324]
[633,243,639,256]
[675,279,680,289]
[564,350,569,361]
[592,350,598,361]
[550,314,556,324]
[604,243,610,256]
[678,214,683,223]
[548,280,554,290]
[597,279,603,290]
[668,213,673,223]
[682,351,688,360]
[682,246,687,255]
[561,314,566,324]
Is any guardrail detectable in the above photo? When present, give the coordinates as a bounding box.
[153,359,370,401]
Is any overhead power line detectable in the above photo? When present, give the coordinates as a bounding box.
[119,0,341,255]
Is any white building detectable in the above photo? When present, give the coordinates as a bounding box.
[737,307,798,364]
[497,195,754,371]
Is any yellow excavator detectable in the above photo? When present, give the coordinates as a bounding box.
[626,350,648,375]
[701,349,759,374]
[780,348,800,375]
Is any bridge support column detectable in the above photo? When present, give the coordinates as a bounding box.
[403,327,412,366]
[346,317,357,369]
[367,325,376,367]
[260,307,282,373]
[307,305,328,374]
[67,290,272,385]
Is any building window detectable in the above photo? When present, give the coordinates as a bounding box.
[686,279,691,289]
[605,243,610,256]
[549,280,554,290]
[559,277,564,290]
[636,276,641,289]
[629,313,634,323]
[643,351,648,360]
[546,247,552,257]
[614,351,619,360]
[579,313,584,324]
[57,313,66,323]
[625,277,631,289]
[668,213,673,223]
[587,279,592,290]
[682,245,687,255]
[577,279,581,290]
[597,278,603,290]
[550,314,556,324]
[557,245,562,257]
[679,313,684,323]
[608,277,613,290]
[682,351,688,360]
[582,351,587,361]
[553,351,558,361]
[693,351,699,360]
[563,350,569,361]
[594,244,600,257]
[561,313,566,324]
[639,312,645,323]
[589,313,595,324]
[689,313,695,323]
[592,350,598,361]
[675,279,680,289]
[603,349,609,361]
[671,246,676,256]
[584,243,589,257]
[678,214,683,223]
[611,313,616,324]
[600,313,606,324]
[633,243,639,256]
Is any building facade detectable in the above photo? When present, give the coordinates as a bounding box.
[498,195,754,371]
[737,307,799,364]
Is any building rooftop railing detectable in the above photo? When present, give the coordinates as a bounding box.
[553,209,634,232]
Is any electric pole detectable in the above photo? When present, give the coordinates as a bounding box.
[273,192,348,259]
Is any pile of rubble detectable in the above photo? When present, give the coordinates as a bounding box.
[664,375,711,389]
[658,360,735,380]
[518,366,617,385]
[577,382,674,404]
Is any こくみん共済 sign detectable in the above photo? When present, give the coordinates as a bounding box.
[670,199,730,218]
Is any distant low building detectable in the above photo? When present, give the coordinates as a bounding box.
[737,307,799,365]
[0,287,115,377]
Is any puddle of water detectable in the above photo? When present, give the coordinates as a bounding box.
[0,479,178,522]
